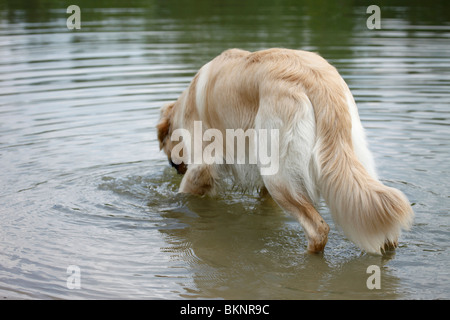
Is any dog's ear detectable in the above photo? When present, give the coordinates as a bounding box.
[156,102,175,150]
[156,116,170,150]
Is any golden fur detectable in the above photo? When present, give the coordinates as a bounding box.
[157,48,414,254]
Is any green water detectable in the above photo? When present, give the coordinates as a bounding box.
[0,0,449,299]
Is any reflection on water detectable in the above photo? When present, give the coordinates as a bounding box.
[0,0,449,299]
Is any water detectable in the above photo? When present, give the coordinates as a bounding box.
[0,0,449,299]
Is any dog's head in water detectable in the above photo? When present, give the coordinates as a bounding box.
[156,101,187,174]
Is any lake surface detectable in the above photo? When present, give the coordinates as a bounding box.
[0,0,449,299]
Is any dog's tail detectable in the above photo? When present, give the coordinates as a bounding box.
[308,66,414,254]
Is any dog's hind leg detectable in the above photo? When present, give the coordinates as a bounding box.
[256,91,328,252]
[264,178,330,253]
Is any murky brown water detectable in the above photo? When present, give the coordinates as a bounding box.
[0,0,449,299]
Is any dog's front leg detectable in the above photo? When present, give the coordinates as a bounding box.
[179,164,217,196]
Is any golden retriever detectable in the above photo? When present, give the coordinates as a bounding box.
[157,48,413,254]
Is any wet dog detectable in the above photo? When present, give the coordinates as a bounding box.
[157,48,413,254]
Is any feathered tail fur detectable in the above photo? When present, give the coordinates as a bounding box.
[307,56,414,254]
